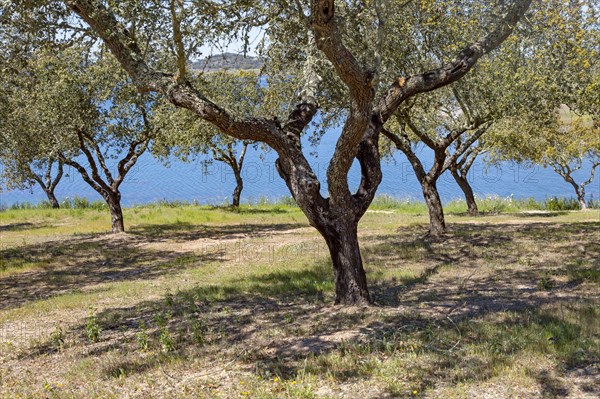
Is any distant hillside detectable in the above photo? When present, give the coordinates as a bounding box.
[191,52,264,72]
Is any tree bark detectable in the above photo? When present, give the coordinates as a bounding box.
[422,179,446,237]
[107,193,125,233]
[552,163,592,212]
[318,219,370,305]
[232,169,243,208]
[576,188,588,211]
[451,170,478,216]
[44,189,61,209]
[275,127,380,306]
[31,160,63,209]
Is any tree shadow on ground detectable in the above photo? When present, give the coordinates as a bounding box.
[537,369,570,398]
[129,222,307,243]
[0,234,222,311]
[6,220,599,397]
[49,254,597,397]
[0,222,52,232]
[207,205,296,214]
[447,210,572,218]
[365,221,599,310]
[0,221,308,311]
[506,211,571,218]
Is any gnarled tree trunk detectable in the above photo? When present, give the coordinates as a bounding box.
[318,218,370,305]
[275,128,382,306]
[232,170,243,208]
[44,189,61,209]
[576,187,587,211]
[107,192,125,233]
[421,179,446,237]
[451,170,478,216]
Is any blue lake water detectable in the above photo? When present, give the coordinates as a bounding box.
[1,128,599,207]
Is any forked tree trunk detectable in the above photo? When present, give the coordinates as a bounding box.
[576,188,588,211]
[44,189,61,209]
[107,193,125,233]
[422,180,446,237]
[451,170,478,216]
[565,176,588,211]
[33,161,63,209]
[318,219,370,305]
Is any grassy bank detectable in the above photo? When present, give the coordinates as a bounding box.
[0,205,598,398]
[3,193,599,213]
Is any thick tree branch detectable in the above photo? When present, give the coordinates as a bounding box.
[170,0,187,83]
[82,131,114,185]
[581,161,600,188]
[382,127,426,183]
[76,130,113,193]
[50,160,64,191]
[353,128,382,219]
[311,0,376,203]
[64,0,288,152]
[327,101,374,203]
[375,0,533,122]
[60,155,106,196]
[311,0,373,95]
[443,123,490,171]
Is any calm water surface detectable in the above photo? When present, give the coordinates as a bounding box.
[1,128,598,207]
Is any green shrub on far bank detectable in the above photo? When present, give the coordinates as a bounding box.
[62,196,108,210]
[1,194,598,213]
[544,196,599,211]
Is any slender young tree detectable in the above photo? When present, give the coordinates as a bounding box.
[209,141,250,207]
[382,105,491,237]
[448,143,485,216]
[490,111,600,210]
[57,53,158,232]
[60,126,153,232]
[486,0,600,210]
[1,45,157,231]
[381,52,511,235]
[0,127,65,208]
[550,160,599,211]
